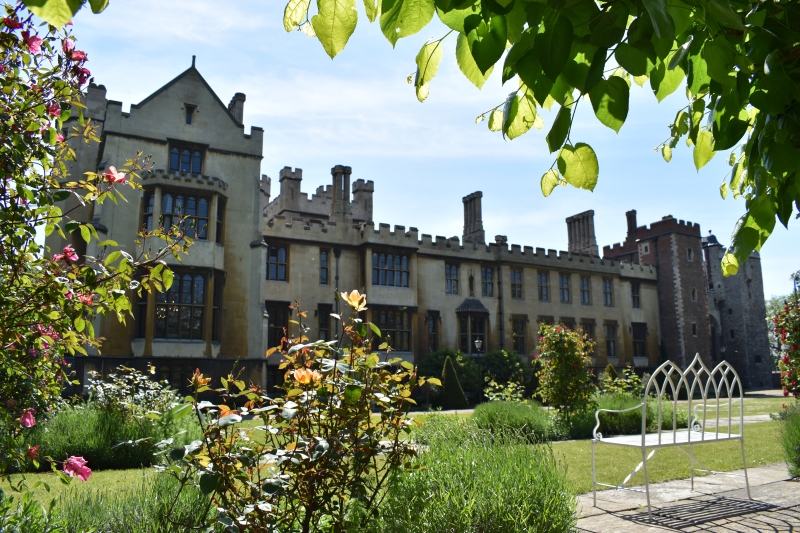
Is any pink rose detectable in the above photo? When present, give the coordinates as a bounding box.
[72,66,90,85]
[70,49,86,62]
[63,456,91,481]
[3,17,22,30]
[78,293,93,306]
[57,132,65,143]
[62,39,74,53]
[62,244,79,263]
[21,31,42,53]
[47,102,61,117]
[102,166,126,184]
[20,408,36,428]
[27,445,39,461]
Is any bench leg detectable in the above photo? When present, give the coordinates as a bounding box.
[740,438,751,499]
[592,439,597,507]
[641,446,652,519]
[689,443,694,491]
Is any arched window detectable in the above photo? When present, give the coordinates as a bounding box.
[371,251,410,287]
[180,150,191,172]
[191,151,202,174]
[150,271,207,341]
[142,192,154,231]
[169,148,180,171]
[157,191,209,240]
[267,246,288,281]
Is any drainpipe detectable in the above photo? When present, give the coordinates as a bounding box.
[334,248,341,339]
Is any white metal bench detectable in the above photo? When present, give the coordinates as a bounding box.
[591,354,751,518]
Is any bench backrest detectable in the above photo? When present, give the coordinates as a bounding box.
[642,354,743,444]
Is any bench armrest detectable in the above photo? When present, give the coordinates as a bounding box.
[690,397,743,431]
[593,403,644,441]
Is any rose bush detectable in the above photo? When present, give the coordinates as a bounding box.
[774,299,800,398]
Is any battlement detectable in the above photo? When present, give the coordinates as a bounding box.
[353,179,374,192]
[141,169,229,194]
[279,166,302,181]
[617,260,658,279]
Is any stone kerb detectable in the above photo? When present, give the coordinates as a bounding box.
[142,169,229,196]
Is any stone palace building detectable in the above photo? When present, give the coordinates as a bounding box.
[47,62,773,391]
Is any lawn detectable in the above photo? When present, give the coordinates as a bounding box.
[10,420,786,509]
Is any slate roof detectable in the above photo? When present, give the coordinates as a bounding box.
[455,297,489,314]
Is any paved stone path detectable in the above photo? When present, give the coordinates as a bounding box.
[576,463,800,532]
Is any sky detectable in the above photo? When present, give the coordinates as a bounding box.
[67,0,798,298]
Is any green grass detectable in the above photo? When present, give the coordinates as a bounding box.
[5,468,149,507]
[557,421,786,494]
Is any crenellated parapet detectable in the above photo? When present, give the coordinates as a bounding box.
[141,169,229,195]
[617,260,658,280]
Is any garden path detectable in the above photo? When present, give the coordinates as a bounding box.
[576,462,800,532]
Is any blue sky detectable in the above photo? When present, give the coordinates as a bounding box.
[69,0,798,298]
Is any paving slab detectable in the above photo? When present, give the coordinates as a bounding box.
[576,463,800,532]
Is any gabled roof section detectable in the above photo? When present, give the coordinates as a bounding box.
[131,58,242,128]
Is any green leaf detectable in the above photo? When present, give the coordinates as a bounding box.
[541,169,560,197]
[687,51,710,96]
[22,0,82,27]
[703,38,735,84]
[284,0,312,31]
[381,0,435,47]
[74,316,85,332]
[53,190,71,202]
[105,250,121,266]
[79,225,90,244]
[456,33,492,89]
[88,0,108,12]
[557,143,599,191]
[615,43,655,77]
[719,182,728,199]
[705,0,743,30]
[436,3,476,34]
[312,0,359,58]
[538,15,573,81]
[162,268,174,291]
[546,104,571,153]
[693,129,716,170]
[721,252,739,276]
[219,414,242,427]
[487,109,503,131]
[502,88,537,140]
[199,473,221,495]
[589,76,629,133]
[465,14,507,74]
[369,322,381,337]
[364,0,380,21]
[414,40,444,101]
[661,145,672,162]
[641,0,675,39]
[650,54,685,102]
[344,384,362,404]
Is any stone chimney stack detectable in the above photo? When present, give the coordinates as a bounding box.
[566,210,599,255]
[626,209,638,239]
[227,92,246,124]
[462,191,485,245]
[331,165,352,219]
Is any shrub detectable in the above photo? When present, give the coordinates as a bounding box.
[477,350,526,383]
[472,401,552,442]
[440,356,469,410]
[418,349,481,395]
[604,364,619,380]
[781,407,800,478]
[567,394,690,440]
[602,366,644,397]
[159,291,430,533]
[25,367,201,471]
[483,377,525,402]
[374,416,576,533]
[0,491,64,533]
[55,472,218,533]
[535,324,597,424]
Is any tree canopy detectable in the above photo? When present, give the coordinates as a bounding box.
[27,0,800,275]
